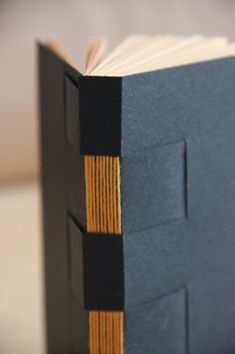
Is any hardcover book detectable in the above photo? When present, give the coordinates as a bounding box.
[38,35,235,354]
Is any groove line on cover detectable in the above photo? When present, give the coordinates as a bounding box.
[84,156,123,354]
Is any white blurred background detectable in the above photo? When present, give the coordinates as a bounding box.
[0,0,234,353]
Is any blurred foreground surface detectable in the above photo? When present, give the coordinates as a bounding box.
[0,183,45,354]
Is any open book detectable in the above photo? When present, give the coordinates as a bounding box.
[39,35,235,354]
[48,35,235,76]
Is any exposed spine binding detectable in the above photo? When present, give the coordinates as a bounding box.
[84,156,123,354]
[85,156,121,234]
[89,311,124,354]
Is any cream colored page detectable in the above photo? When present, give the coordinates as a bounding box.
[110,36,203,76]
[95,36,185,76]
[92,36,164,75]
[90,35,150,75]
[110,37,214,75]
[150,37,228,70]
[111,37,232,76]
[163,44,235,69]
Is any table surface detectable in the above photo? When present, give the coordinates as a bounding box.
[0,182,45,354]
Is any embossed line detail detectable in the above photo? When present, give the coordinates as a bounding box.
[121,140,186,233]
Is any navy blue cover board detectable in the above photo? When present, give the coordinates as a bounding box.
[39,42,235,354]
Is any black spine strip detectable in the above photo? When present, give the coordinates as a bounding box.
[79,76,122,156]
[83,233,124,310]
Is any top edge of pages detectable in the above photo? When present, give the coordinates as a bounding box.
[44,35,235,77]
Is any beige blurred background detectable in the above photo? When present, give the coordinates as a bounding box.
[0,0,235,353]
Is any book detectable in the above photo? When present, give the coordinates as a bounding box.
[38,35,235,354]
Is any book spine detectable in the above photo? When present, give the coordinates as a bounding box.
[79,76,124,354]
[39,43,124,353]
